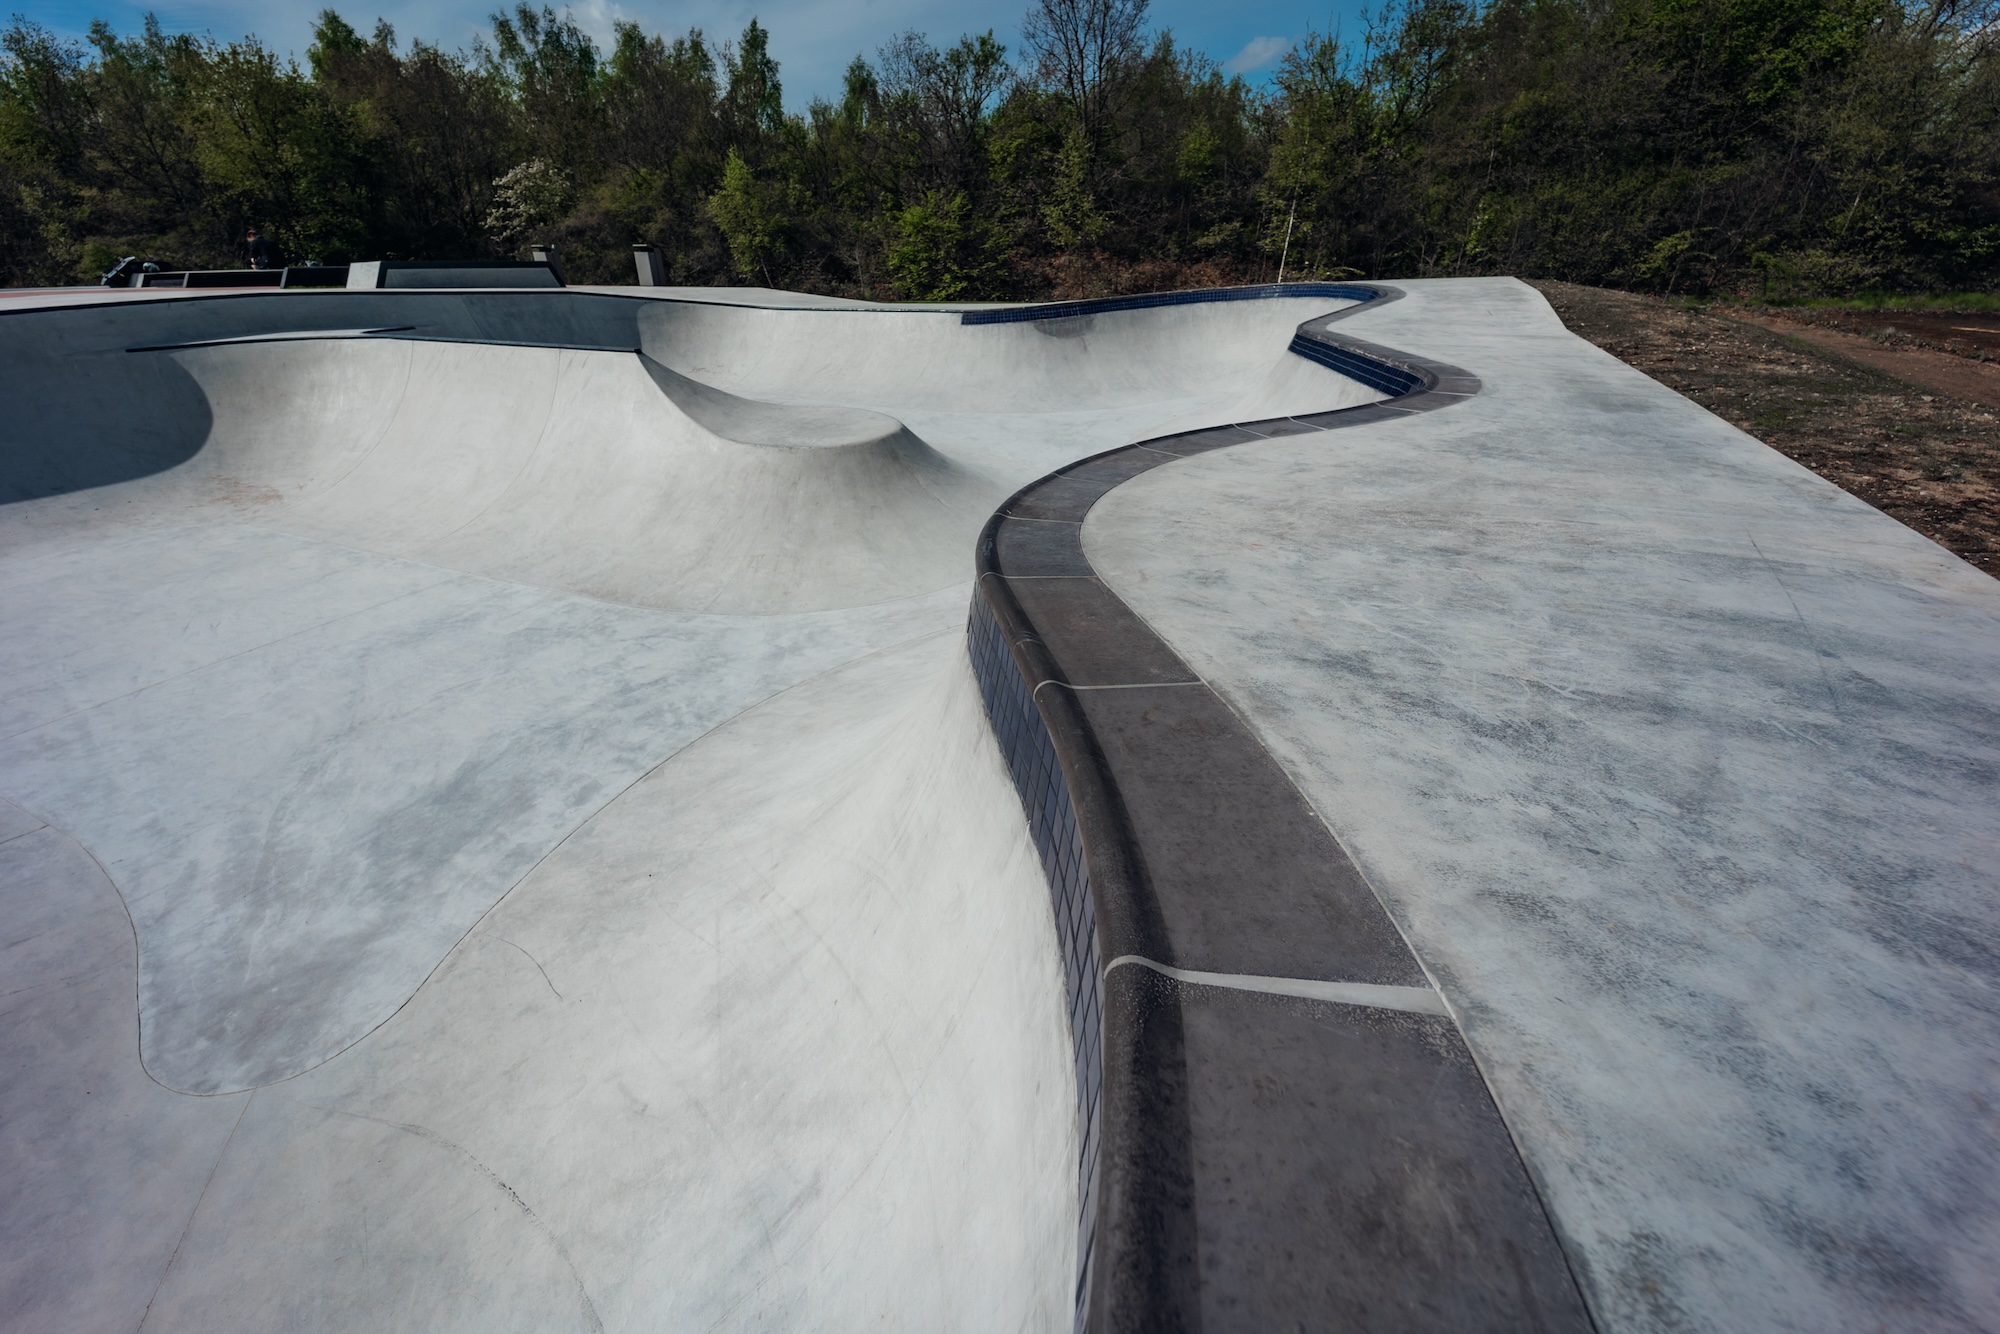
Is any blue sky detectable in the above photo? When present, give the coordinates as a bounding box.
[15,0,1368,108]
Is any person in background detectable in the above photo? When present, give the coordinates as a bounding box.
[245,227,278,270]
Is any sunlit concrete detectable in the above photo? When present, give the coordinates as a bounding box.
[1085,277,2000,1332]
[0,284,1376,1331]
[10,273,1992,1332]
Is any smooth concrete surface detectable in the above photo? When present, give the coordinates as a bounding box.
[4,636,1076,1331]
[1084,277,2000,1332]
[0,285,1376,1330]
[976,396,1600,1330]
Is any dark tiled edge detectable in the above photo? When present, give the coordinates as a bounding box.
[968,590,1108,1327]
[957,281,1389,325]
[965,290,1596,1332]
[24,278,1388,333]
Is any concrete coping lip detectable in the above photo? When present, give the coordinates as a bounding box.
[122,328,658,356]
[956,281,1387,325]
[74,278,1396,326]
[125,326,416,352]
[963,286,1594,1332]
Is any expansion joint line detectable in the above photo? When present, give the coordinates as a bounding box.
[1106,955,1448,1017]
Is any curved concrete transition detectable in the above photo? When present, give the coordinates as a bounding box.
[1,277,1996,1333]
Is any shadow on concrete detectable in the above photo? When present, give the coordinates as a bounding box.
[0,350,213,504]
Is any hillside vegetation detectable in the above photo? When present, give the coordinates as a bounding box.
[2,0,1995,296]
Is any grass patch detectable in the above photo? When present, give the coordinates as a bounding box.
[1757,291,2000,315]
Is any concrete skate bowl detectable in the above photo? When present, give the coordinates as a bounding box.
[0,297,1000,612]
[0,286,1391,610]
[18,279,1996,1333]
[635,283,1391,420]
[0,282,1416,1332]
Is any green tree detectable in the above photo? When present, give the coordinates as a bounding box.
[4,0,1999,295]
[708,145,785,282]
[309,11,520,260]
[489,4,601,173]
[722,19,784,143]
[1042,124,1108,250]
[886,188,998,298]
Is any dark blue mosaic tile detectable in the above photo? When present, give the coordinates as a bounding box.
[967,594,1103,1329]
[960,282,1381,326]
[964,313,1484,1332]
[1287,332,1428,395]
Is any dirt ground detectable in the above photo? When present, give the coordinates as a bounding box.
[1527,280,2000,577]
[1721,310,2000,410]
[1774,307,2000,360]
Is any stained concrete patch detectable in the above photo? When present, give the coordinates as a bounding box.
[0,820,250,1333]
[133,635,1076,1333]
[1,534,966,1092]
[1084,277,2000,1332]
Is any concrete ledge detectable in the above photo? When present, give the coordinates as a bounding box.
[965,290,1596,1330]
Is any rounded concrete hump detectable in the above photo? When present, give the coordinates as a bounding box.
[535,351,1001,612]
[394,351,1005,615]
[639,353,912,451]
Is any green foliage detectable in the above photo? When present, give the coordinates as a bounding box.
[707,146,783,282]
[1,0,1996,294]
[722,19,783,141]
[1042,125,1108,250]
[886,189,998,298]
[490,4,601,168]
[1763,290,2000,311]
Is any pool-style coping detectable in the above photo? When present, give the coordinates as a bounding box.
[966,285,1596,1332]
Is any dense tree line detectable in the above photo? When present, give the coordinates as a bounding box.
[2,0,1995,295]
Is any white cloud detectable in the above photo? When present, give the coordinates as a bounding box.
[566,0,632,49]
[1223,34,1289,74]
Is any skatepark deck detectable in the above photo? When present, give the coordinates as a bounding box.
[1,278,1995,1332]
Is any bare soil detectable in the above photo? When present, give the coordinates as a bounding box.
[1767,308,2000,360]
[1527,280,2000,577]
[1722,311,2000,411]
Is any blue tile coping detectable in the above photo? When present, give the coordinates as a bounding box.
[957,282,1384,325]
[966,286,1595,1333]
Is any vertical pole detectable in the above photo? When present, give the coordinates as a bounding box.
[1277,197,1299,285]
